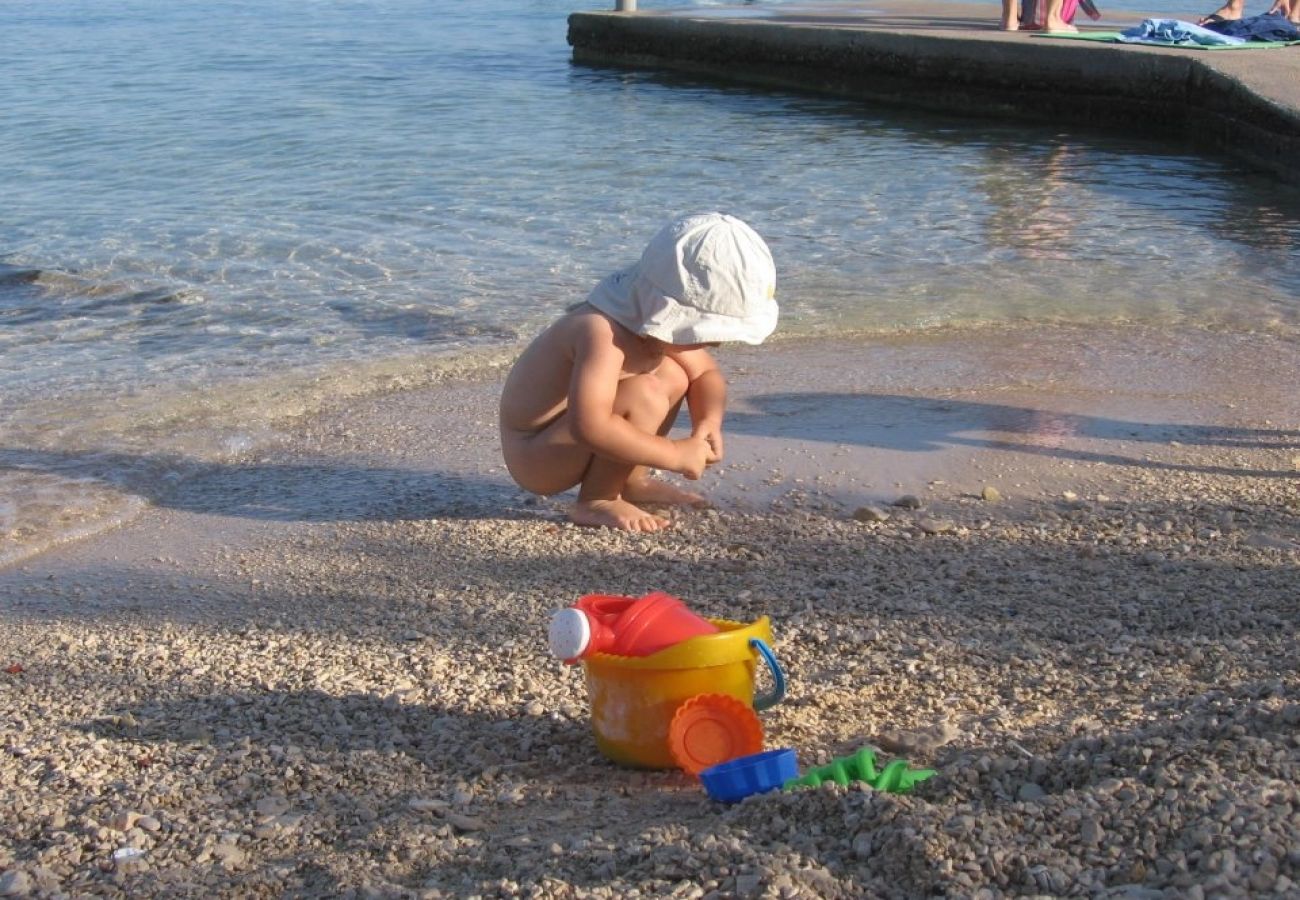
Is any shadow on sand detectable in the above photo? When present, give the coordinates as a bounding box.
[725,392,1299,479]
[0,447,530,523]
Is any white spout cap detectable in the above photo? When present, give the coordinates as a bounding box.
[548,608,592,660]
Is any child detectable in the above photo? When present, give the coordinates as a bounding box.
[499,212,778,532]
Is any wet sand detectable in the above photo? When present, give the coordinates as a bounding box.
[1,324,1297,897]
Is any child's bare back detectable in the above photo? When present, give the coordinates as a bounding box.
[498,213,777,532]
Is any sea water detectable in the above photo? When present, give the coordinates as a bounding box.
[3,0,1299,563]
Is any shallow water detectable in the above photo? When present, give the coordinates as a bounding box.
[3,0,1300,562]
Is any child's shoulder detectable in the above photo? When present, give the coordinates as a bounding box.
[551,302,625,343]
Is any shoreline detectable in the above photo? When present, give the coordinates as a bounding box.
[7,319,1298,570]
[1,322,1297,896]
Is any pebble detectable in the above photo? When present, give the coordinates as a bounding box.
[1017,782,1047,802]
[876,720,960,756]
[852,505,890,523]
[1080,817,1104,845]
[0,871,31,897]
[445,813,487,832]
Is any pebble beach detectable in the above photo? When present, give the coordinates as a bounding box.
[1,325,1297,898]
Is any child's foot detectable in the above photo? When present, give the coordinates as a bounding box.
[571,498,671,532]
[624,476,710,508]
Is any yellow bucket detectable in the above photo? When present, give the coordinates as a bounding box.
[581,616,786,769]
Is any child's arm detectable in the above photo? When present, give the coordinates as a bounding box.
[669,347,727,463]
[568,325,713,477]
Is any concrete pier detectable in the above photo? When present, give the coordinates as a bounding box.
[568,2,1300,183]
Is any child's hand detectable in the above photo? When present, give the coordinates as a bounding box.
[672,436,714,480]
[693,424,724,464]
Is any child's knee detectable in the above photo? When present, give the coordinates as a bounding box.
[615,372,678,421]
[658,357,690,400]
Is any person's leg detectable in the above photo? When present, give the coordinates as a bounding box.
[573,358,698,531]
[500,410,592,498]
[1274,0,1300,22]
[619,358,708,509]
[499,356,696,531]
[1043,0,1078,32]
[1197,0,1245,23]
[1001,0,1021,30]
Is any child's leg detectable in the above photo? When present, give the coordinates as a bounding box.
[573,358,699,531]
[499,355,699,531]
[621,396,708,508]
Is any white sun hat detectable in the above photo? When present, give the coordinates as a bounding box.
[586,212,777,346]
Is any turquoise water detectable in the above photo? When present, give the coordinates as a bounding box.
[2,0,1300,560]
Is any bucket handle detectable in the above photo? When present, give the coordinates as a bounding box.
[749,638,786,712]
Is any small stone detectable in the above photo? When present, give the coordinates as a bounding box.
[851,832,873,859]
[107,811,139,832]
[137,816,161,833]
[445,813,486,832]
[1243,533,1296,551]
[26,870,56,894]
[255,796,289,818]
[876,720,959,756]
[408,798,448,813]
[1017,782,1046,802]
[0,870,31,897]
[1095,778,1124,795]
[211,843,246,869]
[1080,817,1103,845]
[893,495,923,509]
[734,873,762,898]
[852,505,890,523]
[1062,491,1079,501]
[980,486,1002,502]
[918,518,955,535]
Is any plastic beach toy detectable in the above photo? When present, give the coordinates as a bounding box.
[668,693,764,775]
[784,747,936,794]
[700,748,799,803]
[582,616,786,770]
[549,592,718,663]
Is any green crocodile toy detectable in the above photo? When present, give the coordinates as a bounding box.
[783,747,936,793]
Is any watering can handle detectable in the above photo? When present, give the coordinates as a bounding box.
[749,638,786,712]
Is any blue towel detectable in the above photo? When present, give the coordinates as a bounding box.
[1202,12,1300,41]
[1117,18,1247,45]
